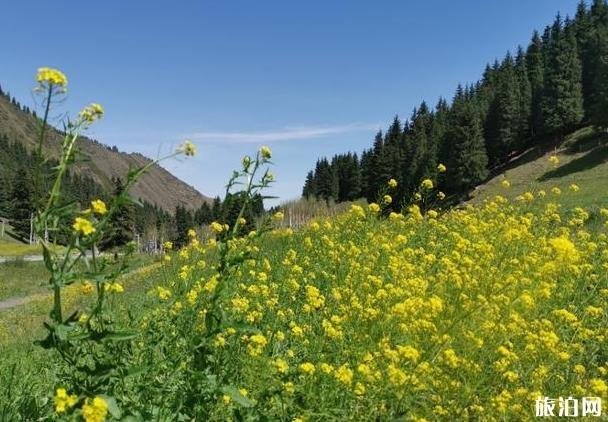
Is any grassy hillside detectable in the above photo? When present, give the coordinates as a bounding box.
[470,126,608,210]
[0,93,208,212]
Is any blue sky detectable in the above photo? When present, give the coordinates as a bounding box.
[1,0,579,206]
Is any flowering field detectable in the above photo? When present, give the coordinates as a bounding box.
[137,191,606,420]
[2,184,608,420]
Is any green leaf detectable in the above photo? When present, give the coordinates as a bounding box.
[100,395,122,419]
[104,330,138,341]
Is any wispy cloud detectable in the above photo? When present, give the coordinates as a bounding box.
[183,122,379,144]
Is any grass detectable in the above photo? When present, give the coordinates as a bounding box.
[0,241,44,257]
[470,126,608,210]
[0,260,50,301]
[0,253,155,302]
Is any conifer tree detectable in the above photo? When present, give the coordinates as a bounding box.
[515,46,533,144]
[445,97,489,193]
[485,53,520,165]
[10,167,33,240]
[541,15,584,138]
[302,170,315,198]
[101,177,135,249]
[527,31,545,138]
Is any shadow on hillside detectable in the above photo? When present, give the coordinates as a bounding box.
[538,144,608,181]
[564,128,608,155]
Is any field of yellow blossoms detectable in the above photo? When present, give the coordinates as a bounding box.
[133,189,608,420]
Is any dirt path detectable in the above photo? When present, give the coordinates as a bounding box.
[0,255,44,263]
[0,295,35,311]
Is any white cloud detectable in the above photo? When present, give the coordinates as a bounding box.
[183,122,379,144]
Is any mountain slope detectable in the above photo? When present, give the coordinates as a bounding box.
[469,126,608,210]
[0,92,208,212]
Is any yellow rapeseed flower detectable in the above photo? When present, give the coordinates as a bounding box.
[210,221,225,234]
[299,362,316,375]
[437,163,447,173]
[79,103,104,123]
[90,199,107,215]
[73,217,95,236]
[37,67,68,88]
[548,155,560,166]
[179,140,196,157]
[501,180,511,188]
[82,396,108,422]
[388,178,398,188]
[421,179,434,190]
[260,146,272,159]
[54,388,77,414]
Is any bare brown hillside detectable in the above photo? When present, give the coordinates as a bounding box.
[0,93,209,212]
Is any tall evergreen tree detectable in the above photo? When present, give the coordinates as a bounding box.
[302,170,316,198]
[527,31,545,138]
[445,97,489,193]
[515,46,533,144]
[101,177,135,249]
[541,15,584,137]
[485,52,520,165]
[10,167,33,240]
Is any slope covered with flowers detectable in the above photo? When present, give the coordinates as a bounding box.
[142,191,608,420]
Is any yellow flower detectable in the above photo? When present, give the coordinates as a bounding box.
[427,210,438,219]
[299,362,316,375]
[54,388,78,414]
[210,221,225,234]
[237,217,247,225]
[551,187,561,195]
[73,217,96,236]
[273,211,284,221]
[37,67,68,88]
[421,179,434,190]
[81,281,94,295]
[437,163,447,173]
[589,379,607,395]
[178,140,196,156]
[501,180,511,188]
[247,334,268,356]
[354,382,366,396]
[90,199,107,215]
[105,282,124,293]
[156,286,172,300]
[79,103,104,123]
[163,241,173,251]
[260,146,272,159]
[187,228,197,238]
[388,178,398,188]
[570,183,580,192]
[382,195,392,205]
[368,203,380,213]
[334,365,354,385]
[82,396,108,422]
[437,191,446,200]
[548,155,560,167]
[549,236,579,262]
[275,358,289,374]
